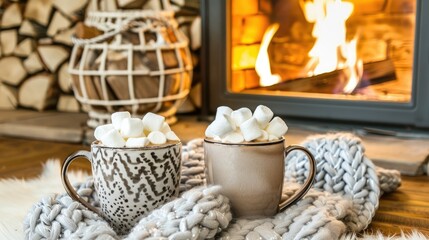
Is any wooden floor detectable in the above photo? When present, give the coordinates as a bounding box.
[1,136,428,236]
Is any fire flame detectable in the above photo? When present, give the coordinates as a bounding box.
[256,23,281,87]
[302,0,363,93]
[342,38,364,93]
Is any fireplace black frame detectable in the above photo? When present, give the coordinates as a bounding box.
[200,0,429,128]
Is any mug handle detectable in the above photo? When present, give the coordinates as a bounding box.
[61,150,102,216]
[278,145,317,212]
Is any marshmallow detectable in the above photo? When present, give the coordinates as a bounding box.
[231,107,252,126]
[111,111,131,130]
[148,131,167,145]
[265,117,288,138]
[222,131,244,144]
[160,122,171,134]
[268,134,279,141]
[120,118,144,138]
[256,130,269,142]
[206,114,236,137]
[126,137,149,148]
[100,129,126,147]
[240,117,263,141]
[165,131,180,141]
[215,106,233,120]
[142,112,165,132]
[205,124,216,138]
[94,124,115,140]
[253,105,274,129]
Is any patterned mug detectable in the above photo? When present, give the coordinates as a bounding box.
[61,141,182,235]
[204,138,316,218]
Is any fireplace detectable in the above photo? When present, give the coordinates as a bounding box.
[201,0,429,127]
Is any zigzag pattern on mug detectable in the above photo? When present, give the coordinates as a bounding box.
[92,147,181,198]
[91,144,182,232]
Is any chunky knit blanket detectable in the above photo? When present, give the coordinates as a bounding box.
[24,133,401,239]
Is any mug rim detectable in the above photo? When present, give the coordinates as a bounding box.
[91,140,181,150]
[204,137,284,146]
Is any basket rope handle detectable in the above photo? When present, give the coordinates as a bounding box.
[72,19,135,46]
[72,0,174,46]
[72,13,175,46]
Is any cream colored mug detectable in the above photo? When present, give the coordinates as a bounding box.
[204,138,316,218]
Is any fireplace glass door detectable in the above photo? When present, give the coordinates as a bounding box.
[229,0,415,103]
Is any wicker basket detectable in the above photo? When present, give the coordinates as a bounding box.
[69,10,193,128]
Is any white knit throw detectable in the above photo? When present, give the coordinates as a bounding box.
[24,133,401,239]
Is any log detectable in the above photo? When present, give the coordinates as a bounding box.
[71,75,106,109]
[142,0,162,10]
[74,22,103,40]
[24,0,54,26]
[38,37,53,45]
[359,59,398,85]
[117,0,147,9]
[57,94,80,112]
[260,59,397,94]
[176,98,195,113]
[53,26,76,46]
[58,62,72,93]
[18,74,57,111]
[85,0,98,12]
[71,49,102,100]
[0,83,18,109]
[163,50,180,69]
[189,81,201,108]
[37,45,69,72]
[47,11,72,37]
[178,72,200,113]
[190,16,201,50]
[19,20,37,37]
[1,3,23,28]
[0,29,17,56]
[96,0,117,11]
[105,0,118,10]
[14,38,35,57]
[53,0,87,18]
[23,52,45,74]
[171,0,199,10]
[0,56,27,86]
[104,52,153,102]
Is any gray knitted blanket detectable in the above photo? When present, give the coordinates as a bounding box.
[24,133,401,239]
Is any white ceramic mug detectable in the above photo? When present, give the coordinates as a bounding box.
[204,138,316,218]
[61,141,182,234]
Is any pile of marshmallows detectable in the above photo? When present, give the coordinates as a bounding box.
[205,105,288,143]
[94,112,179,148]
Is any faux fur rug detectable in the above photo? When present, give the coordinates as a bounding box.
[0,160,88,240]
[0,160,427,240]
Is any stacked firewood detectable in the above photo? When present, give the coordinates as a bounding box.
[0,0,89,112]
[0,0,201,113]
[166,0,201,113]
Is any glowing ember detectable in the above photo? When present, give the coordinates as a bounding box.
[302,0,362,93]
[256,23,281,87]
